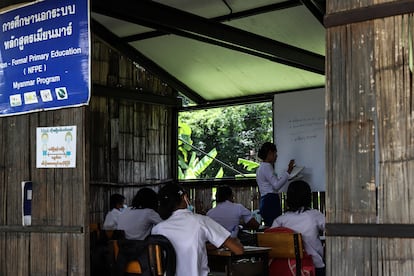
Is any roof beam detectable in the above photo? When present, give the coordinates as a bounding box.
[93,84,182,107]
[324,0,414,28]
[91,19,205,104]
[207,0,302,22]
[180,85,324,111]
[91,0,325,75]
[300,0,325,26]
[122,0,302,42]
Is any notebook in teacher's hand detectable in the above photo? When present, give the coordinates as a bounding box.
[288,166,304,180]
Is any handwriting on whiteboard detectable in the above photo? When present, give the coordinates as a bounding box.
[288,117,324,143]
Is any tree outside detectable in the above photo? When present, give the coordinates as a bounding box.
[178,102,273,179]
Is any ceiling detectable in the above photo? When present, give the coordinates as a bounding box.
[90,0,326,106]
[3,0,327,107]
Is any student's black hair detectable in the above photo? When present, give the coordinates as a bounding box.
[258,142,276,160]
[109,193,125,210]
[286,180,312,212]
[157,183,187,220]
[131,188,158,211]
[216,185,233,203]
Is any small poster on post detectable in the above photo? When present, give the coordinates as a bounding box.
[36,125,76,168]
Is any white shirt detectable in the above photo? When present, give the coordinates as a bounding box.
[271,209,325,268]
[207,200,254,237]
[102,208,122,230]
[151,209,230,276]
[117,208,162,240]
[256,162,289,196]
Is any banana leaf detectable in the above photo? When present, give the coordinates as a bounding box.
[237,158,259,172]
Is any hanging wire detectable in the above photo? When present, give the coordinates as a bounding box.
[178,137,247,177]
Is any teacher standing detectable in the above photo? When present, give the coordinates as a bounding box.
[256,142,295,226]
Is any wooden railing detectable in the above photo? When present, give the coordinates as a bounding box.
[179,178,326,216]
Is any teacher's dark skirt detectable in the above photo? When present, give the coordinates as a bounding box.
[259,193,282,226]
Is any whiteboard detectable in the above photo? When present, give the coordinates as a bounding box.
[274,88,325,191]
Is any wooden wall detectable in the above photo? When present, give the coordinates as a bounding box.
[0,32,177,275]
[183,179,325,216]
[326,0,414,275]
[0,108,88,275]
[184,180,260,215]
[89,35,177,225]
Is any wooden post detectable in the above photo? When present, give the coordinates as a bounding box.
[326,0,414,275]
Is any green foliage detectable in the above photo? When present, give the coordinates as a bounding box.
[179,102,272,178]
[215,167,224,178]
[237,158,260,172]
[178,121,223,179]
[235,158,259,178]
[178,121,192,163]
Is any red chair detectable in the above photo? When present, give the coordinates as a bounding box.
[257,227,315,276]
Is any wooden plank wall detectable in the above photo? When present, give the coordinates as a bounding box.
[183,180,261,215]
[89,35,176,225]
[374,11,414,275]
[326,0,414,275]
[0,33,177,275]
[184,180,325,216]
[0,108,88,275]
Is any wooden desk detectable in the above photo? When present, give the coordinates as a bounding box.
[208,246,270,276]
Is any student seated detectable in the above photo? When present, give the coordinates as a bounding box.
[102,193,126,230]
[207,185,260,238]
[151,183,244,276]
[117,188,162,240]
[270,180,325,276]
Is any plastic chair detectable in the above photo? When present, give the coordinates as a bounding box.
[257,227,315,276]
[146,235,176,276]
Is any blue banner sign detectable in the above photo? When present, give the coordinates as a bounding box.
[0,0,90,116]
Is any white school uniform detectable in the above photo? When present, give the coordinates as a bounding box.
[152,209,230,276]
[207,200,254,237]
[271,208,325,268]
[117,208,162,240]
[102,208,122,230]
